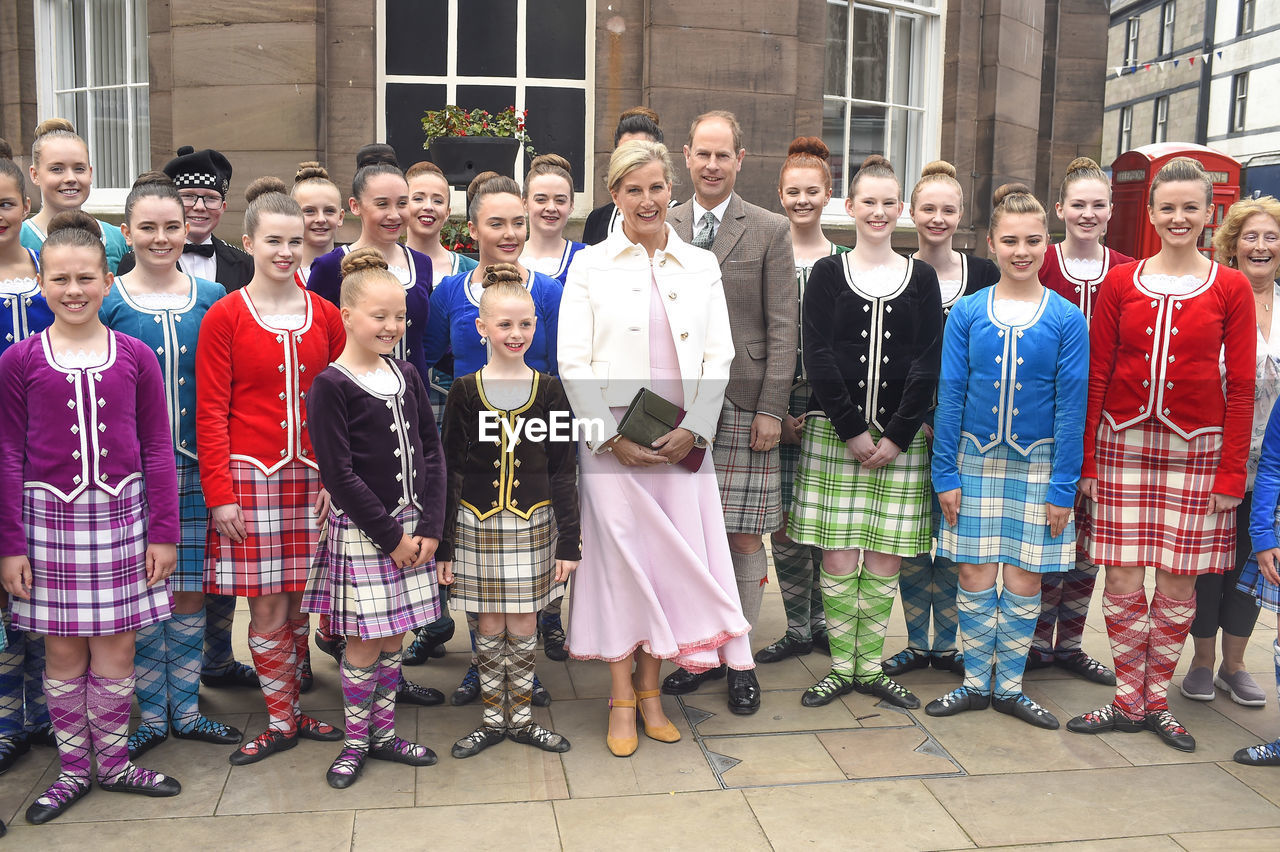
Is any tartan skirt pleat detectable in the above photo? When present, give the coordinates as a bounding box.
[937,440,1075,573]
[1239,501,1280,613]
[13,479,172,637]
[301,505,441,639]
[204,460,321,597]
[1090,420,1232,576]
[713,399,782,535]
[174,455,208,593]
[778,383,810,514]
[449,504,560,613]
[788,417,931,555]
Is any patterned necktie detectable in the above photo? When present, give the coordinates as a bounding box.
[692,211,717,250]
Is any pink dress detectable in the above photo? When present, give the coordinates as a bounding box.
[565,274,753,673]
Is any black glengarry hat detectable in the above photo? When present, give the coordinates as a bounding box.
[164,146,232,196]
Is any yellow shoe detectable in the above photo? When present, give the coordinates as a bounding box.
[634,687,681,743]
[606,697,638,757]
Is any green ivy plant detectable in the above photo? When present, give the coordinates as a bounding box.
[421,105,536,157]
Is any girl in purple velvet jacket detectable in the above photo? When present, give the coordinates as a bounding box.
[0,212,181,825]
[301,248,447,788]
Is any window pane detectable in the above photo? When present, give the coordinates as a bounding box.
[893,13,924,108]
[457,0,516,77]
[889,107,922,188]
[526,87,585,192]
[92,0,126,87]
[89,87,128,187]
[850,103,887,175]
[52,0,88,91]
[823,99,847,193]
[386,0,448,77]
[527,0,585,80]
[824,0,848,97]
[851,5,889,102]
[386,81,448,169]
[132,84,150,177]
[131,0,147,84]
[56,90,88,138]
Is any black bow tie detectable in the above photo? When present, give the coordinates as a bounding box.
[183,242,216,258]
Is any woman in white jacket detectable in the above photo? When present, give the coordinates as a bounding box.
[560,140,755,757]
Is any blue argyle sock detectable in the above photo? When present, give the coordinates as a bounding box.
[203,593,237,674]
[897,553,932,651]
[993,588,1041,700]
[166,610,204,732]
[957,584,998,695]
[23,631,49,730]
[132,622,168,731]
[0,615,22,739]
[930,555,960,653]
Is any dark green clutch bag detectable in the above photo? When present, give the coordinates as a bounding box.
[616,388,705,472]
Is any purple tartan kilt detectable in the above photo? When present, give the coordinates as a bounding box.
[12,478,172,637]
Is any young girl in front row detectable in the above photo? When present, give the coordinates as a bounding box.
[927,185,1088,730]
[438,263,578,758]
[303,249,446,787]
[0,212,182,824]
[789,155,942,710]
[196,188,346,765]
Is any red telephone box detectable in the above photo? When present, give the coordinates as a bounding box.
[1109,143,1241,262]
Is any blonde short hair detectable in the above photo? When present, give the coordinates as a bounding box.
[607,140,676,194]
[1214,196,1280,268]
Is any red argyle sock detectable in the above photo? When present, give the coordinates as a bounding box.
[249,623,298,736]
[1143,589,1196,713]
[1103,588,1149,720]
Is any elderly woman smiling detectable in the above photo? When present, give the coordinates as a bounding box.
[559,140,754,758]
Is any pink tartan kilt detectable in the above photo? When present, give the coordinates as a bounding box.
[1090,420,1233,576]
[204,460,322,597]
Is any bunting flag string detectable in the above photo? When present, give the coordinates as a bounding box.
[1113,45,1232,77]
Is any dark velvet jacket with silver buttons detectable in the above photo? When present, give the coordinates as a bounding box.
[438,370,581,563]
[802,255,943,450]
[306,358,446,554]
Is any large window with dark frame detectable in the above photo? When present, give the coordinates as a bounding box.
[1119,105,1133,153]
[1239,0,1255,35]
[377,0,591,196]
[1158,2,1176,57]
[1153,96,1169,143]
[1123,17,1140,65]
[1230,72,1249,133]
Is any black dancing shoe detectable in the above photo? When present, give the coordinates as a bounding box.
[727,668,761,715]
[26,724,57,748]
[126,724,168,760]
[314,630,346,666]
[98,764,182,797]
[296,713,343,742]
[925,686,991,717]
[25,777,91,825]
[801,672,855,707]
[201,661,260,689]
[1234,739,1280,766]
[396,675,446,707]
[531,674,552,707]
[811,629,831,655]
[1065,703,1145,735]
[369,736,437,766]
[855,675,921,710]
[1145,710,1195,752]
[754,633,814,664]
[881,647,931,677]
[538,611,569,663]
[452,664,481,705]
[1025,646,1056,671]
[661,664,726,695]
[171,715,243,746]
[0,734,32,775]
[930,650,965,675]
[229,728,299,765]
[451,726,506,759]
[401,631,435,666]
[991,693,1060,730]
[509,722,571,753]
[298,651,315,694]
[326,746,367,789]
[1053,649,1117,686]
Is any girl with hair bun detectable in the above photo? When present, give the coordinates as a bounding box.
[789,155,942,711]
[1028,156,1133,685]
[1,211,182,823]
[882,160,1001,681]
[1067,157,1255,752]
[925,184,1087,730]
[0,141,53,779]
[405,161,479,286]
[292,162,345,283]
[521,153,585,286]
[21,119,128,273]
[437,262,578,759]
[100,172,243,758]
[301,247,447,787]
[754,136,847,665]
[196,188,347,765]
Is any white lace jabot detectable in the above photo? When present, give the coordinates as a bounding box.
[0,276,38,297]
[261,313,306,331]
[131,291,190,310]
[849,264,906,299]
[1140,273,1203,297]
[992,298,1039,326]
[938,279,963,306]
[354,367,399,395]
[1063,256,1104,281]
[387,264,411,286]
[54,349,108,369]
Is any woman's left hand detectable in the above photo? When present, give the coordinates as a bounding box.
[554,560,579,583]
[1208,493,1242,514]
[652,427,695,466]
[412,536,440,566]
[861,436,902,470]
[313,488,332,526]
[145,543,178,588]
[1045,503,1072,538]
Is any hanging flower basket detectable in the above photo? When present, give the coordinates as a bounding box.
[422,105,534,188]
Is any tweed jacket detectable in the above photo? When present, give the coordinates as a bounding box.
[669,192,796,418]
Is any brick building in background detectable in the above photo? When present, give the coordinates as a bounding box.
[0,0,1109,250]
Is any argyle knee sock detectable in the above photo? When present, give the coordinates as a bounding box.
[731,548,768,628]
[288,616,311,680]
[339,657,378,751]
[820,567,859,678]
[993,588,1042,699]
[897,553,932,651]
[43,674,90,783]
[468,613,480,665]
[1033,572,1064,653]
[203,593,237,675]
[1055,557,1099,653]
[1103,588,1150,720]
[506,632,537,730]
[0,618,22,740]
[852,570,899,683]
[368,650,402,747]
[957,584,999,695]
[166,611,205,733]
[772,538,816,640]
[809,548,826,633]
[132,622,169,733]
[931,556,960,653]
[23,631,49,730]
[86,671,136,783]
[248,623,298,736]
[1144,590,1196,713]
[475,632,507,729]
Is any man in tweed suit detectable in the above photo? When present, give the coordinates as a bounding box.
[661,111,797,715]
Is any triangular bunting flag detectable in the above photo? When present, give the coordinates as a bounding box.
[1173,59,1180,67]
[1189,56,1195,66]
[1202,53,1210,62]
[1158,61,1166,70]
[1217,50,1223,59]
[1144,63,1152,70]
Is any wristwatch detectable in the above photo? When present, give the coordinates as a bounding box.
[691,433,709,448]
